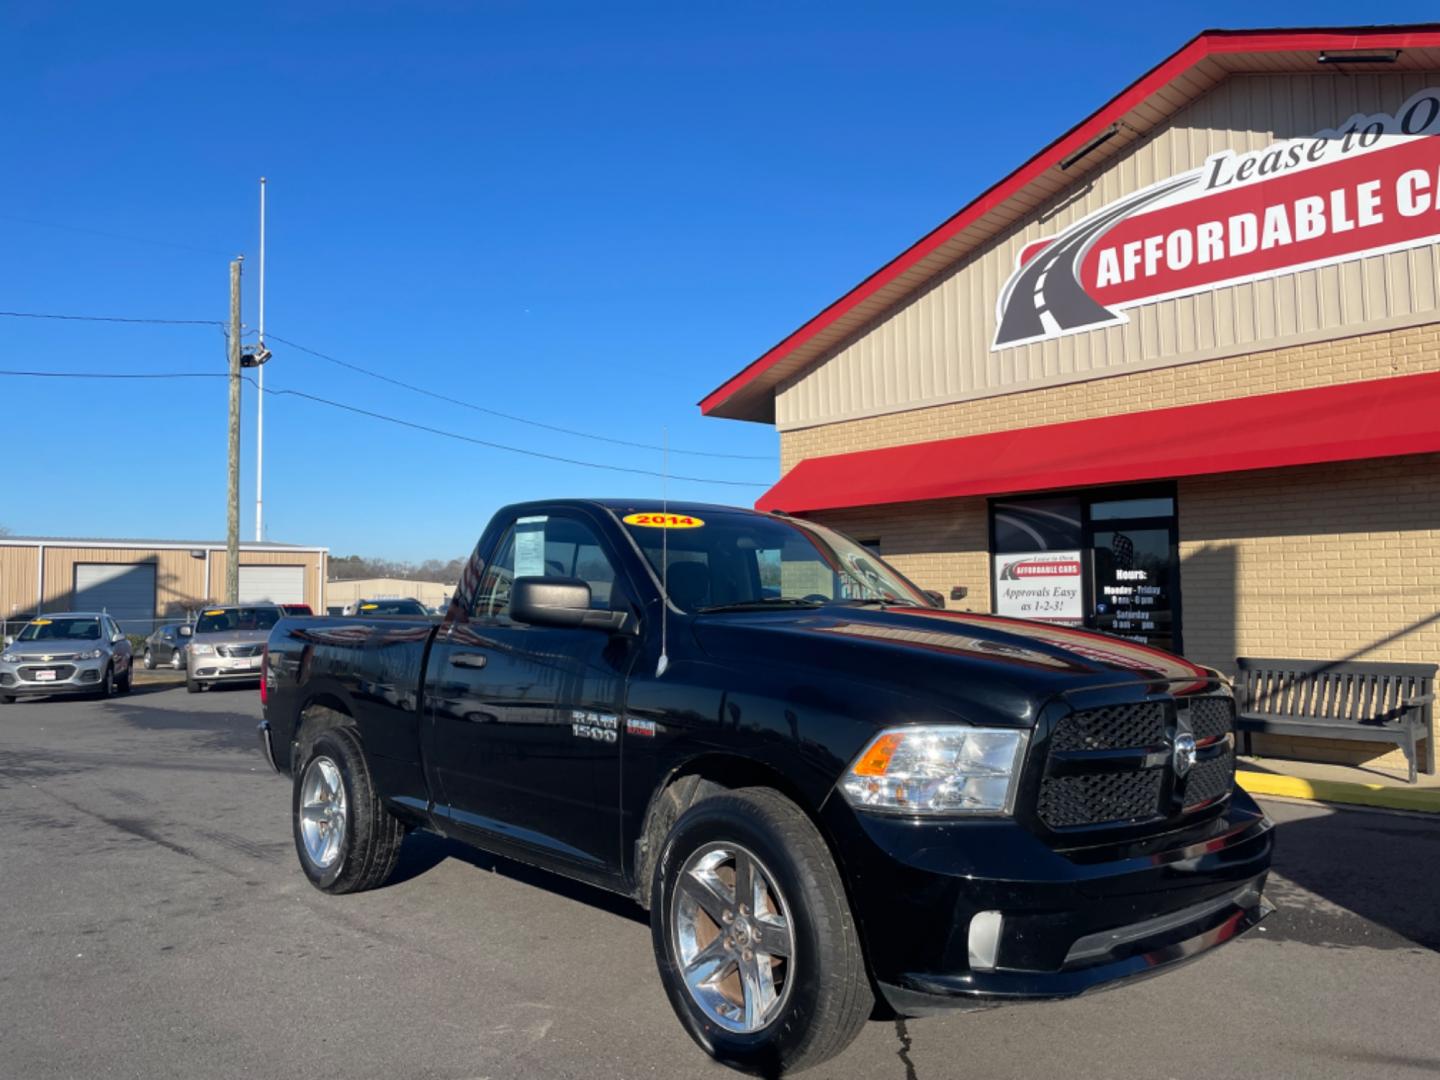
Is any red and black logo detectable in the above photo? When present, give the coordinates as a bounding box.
[994,88,1440,348]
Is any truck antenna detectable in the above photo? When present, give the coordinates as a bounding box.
[657,426,670,677]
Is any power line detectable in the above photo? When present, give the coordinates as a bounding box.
[0,369,770,487]
[266,332,772,461]
[0,213,234,257]
[0,370,227,380]
[0,310,224,326]
[0,308,773,463]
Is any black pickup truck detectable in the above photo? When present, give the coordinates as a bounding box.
[259,499,1272,1074]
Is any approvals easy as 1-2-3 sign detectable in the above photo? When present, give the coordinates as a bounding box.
[994,552,1083,624]
[994,88,1440,349]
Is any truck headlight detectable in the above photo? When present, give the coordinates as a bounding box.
[189,644,215,656]
[839,726,1028,816]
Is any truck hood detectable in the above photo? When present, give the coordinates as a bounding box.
[689,605,1210,727]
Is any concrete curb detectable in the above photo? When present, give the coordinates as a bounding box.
[1237,770,1440,814]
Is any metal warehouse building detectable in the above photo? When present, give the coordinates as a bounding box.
[703,26,1440,774]
[0,536,329,635]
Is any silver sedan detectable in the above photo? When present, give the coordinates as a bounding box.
[0,612,134,702]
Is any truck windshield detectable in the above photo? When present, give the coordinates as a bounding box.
[618,511,932,613]
[17,617,101,642]
[195,607,281,633]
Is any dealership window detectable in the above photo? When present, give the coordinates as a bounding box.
[989,485,1181,654]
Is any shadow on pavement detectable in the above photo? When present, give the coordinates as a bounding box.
[387,829,650,926]
[107,696,259,754]
[1263,803,1440,953]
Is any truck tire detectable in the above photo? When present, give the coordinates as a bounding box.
[650,787,872,1074]
[291,725,405,894]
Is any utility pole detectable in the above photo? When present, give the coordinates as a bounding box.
[227,256,243,604]
[255,177,267,542]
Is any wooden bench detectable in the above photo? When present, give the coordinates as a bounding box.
[1234,658,1437,783]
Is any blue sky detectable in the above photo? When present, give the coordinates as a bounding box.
[3,0,1434,561]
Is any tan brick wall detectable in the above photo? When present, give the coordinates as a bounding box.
[780,323,1440,471]
[805,454,1439,776]
[1179,456,1439,773]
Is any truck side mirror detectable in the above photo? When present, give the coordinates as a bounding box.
[510,577,629,633]
[2,635,12,647]
[179,625,193,637]
[923,590,946,608]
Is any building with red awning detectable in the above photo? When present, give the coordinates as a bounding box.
[702,25,1440,775]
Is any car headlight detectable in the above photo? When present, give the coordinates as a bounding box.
[839,726,1029,816]
[1,653,16,664]
[189,644,215,656]
[78,649,105,660]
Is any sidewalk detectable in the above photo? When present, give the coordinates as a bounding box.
[1238,753,1440,814]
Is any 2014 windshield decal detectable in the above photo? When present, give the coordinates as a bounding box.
[993,88,1440,349]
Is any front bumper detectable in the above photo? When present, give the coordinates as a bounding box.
[821,790,1274,1015]
[0,658,108,695]
[188,653,264,682]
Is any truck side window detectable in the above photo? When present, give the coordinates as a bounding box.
[475,528,517,619]
[474,517,626,620]
[542,518,623,611]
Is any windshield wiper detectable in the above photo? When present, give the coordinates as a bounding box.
[695,598,824,613]
[832,596,921,608]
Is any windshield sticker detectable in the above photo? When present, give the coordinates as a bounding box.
[203,609,224,617]
[360,603,378,610]
[623,513,705,529]
[514,516,547,579]
[32,618,52,626]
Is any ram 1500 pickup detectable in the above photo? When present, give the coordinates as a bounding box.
[259,499,1273,1074]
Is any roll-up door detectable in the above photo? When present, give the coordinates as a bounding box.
[73,563,157,632]
[238,565,305,605]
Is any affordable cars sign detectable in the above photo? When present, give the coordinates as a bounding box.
[994,88,1440,348]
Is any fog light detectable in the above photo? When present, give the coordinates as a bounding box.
[968,910,1004,972]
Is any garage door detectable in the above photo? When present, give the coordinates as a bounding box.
[238,565,305,605]
[73,563,157,632]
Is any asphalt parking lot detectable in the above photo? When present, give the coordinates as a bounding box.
[1,684,1437,1080]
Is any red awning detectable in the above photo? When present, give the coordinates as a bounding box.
[757,371,1440,513]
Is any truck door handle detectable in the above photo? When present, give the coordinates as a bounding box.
[449,653,488,669]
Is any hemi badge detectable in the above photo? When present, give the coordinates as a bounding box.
[626,717,659,738]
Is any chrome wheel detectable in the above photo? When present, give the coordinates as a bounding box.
[672,842,794,1034]
[143,649,155,670]
[299,756,348,870]
[171,649,184,670]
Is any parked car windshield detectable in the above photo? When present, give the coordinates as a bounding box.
[195,607,281,633]
[355,599,428,616]
[17,617,101,642]
[617,511,932,612]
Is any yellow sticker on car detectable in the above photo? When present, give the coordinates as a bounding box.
[360,603,378,610]
[203,610,224,616]
[32,618,52,625]
[623,513,705,529]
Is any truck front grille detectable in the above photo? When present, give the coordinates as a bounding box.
[1038,769,1165,827]
[1037,696,1236,830]
[1182,751,1235,808]
[1048,701,1166,751]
